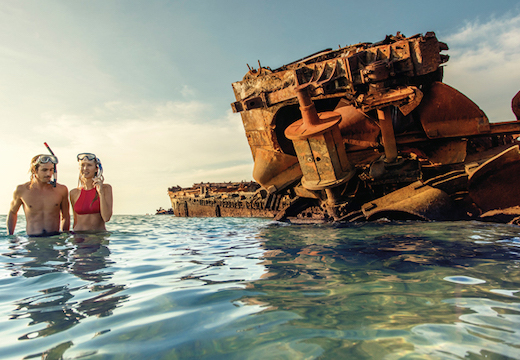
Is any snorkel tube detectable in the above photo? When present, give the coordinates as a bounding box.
[43,142,57,187]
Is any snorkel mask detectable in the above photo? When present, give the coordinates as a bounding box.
[42,142,58,187]
[32,154,58,165]
[77,153,104,180]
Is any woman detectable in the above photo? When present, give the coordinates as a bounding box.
[70,153,113,232]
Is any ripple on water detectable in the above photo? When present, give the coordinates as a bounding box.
[443,276,487,285]
[0,217,519,359]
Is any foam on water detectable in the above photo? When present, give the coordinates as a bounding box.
[1,215,520,359]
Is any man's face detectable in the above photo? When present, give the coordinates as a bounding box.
[34,163,54,184]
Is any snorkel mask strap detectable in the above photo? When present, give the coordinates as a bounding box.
[96,159,103,180]
[43,142,57,187]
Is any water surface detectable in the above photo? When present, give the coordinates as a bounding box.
[1,215,519,359]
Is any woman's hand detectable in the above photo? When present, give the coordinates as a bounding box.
[93,175,105,194]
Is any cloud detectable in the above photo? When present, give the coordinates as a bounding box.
[181,85,197,99]
[442,12,520,121]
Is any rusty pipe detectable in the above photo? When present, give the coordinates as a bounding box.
[377,107,398,163]
[296,86,321,127]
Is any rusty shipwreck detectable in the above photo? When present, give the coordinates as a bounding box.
[168,181,289,218]
[172,31,520,224]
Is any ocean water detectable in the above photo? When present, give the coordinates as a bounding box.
[1,215,520,360]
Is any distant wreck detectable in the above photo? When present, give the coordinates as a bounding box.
[171,32,520,224]
[168,181,287,218]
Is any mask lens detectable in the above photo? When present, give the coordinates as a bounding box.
[77,153,97,161]
[35,155,58,165]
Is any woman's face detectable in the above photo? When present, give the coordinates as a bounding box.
[79,159,97,179]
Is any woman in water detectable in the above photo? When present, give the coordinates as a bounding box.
[70,153,113,231]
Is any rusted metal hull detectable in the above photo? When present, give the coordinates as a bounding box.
[513,91,520,120]
[170,198,278,218]
[223,31,520,224]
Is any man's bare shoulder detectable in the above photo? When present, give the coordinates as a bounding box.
[55,183,69,195]
[56,183,68,191]
[14,182,32,194]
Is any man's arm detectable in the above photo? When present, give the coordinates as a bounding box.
[7,186,23,235]
[60,185,70,232]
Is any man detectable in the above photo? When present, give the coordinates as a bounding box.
[7,154,70,236]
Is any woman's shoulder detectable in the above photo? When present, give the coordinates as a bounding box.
[70,187,81,204]
[70,187,82,198]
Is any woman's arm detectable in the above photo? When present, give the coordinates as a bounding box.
[97,183,113,222]
[69,188,79,227]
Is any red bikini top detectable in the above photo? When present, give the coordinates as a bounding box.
[74,188,101,215]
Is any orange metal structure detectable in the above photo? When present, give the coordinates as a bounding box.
[226,32,520,224]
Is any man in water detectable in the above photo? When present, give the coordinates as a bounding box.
[7,154,70,236]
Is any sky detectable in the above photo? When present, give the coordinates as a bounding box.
[1,0,519,215]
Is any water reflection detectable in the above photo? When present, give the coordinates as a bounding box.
[411,297,520,359]
[1,217,519,359]
[239,222,520,359]
[3,232,127,357]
